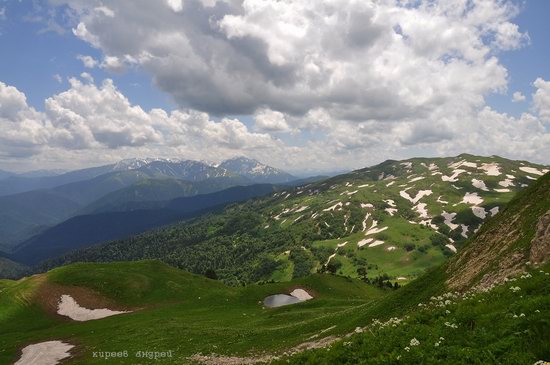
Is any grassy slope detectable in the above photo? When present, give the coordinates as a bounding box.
[45,155,548,285]
[276,172,550,364]
[277,264,550,365]
[0,261,386,364]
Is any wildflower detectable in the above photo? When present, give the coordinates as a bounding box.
[520,313,526,317]
[509,286,521,292]
[434,342,440,347]
[410,338,420,346]
[445,310,451,314]
[404,346,410,352]
[439,337,445,341]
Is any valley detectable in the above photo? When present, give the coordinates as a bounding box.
[0,156,548,365]
[29,154,548,286]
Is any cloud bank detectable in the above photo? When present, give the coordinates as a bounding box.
[0,0,548,171]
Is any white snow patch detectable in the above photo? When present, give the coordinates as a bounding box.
[490,206,499,216]
[386,181,395,187]
[441,211,458,230]
[460,224,469,238]
[401,162,412,169]
[341,190,358,196]
[437,196,449,204]
[323,202,343,212]
[428,163,439,171]
[449,159,477,169]
[397,277,408,281]
[14,341,74,365]
[384,199,396,207]
[362,213,371,231]
[471,206,487,219]
[525,175,537,180]
[360,203,374,209]
[358,183,370,188]
[472,179,489,191]
[414,203,429,219]
[386,246,397,251]
[494,188,511,193]
[445,244,457,253]
[479,163,501,176]
[357,238,373,248]
[461,192,483,205]
[385,208,397,216]
[409,176,425,183]
[498,179,515,187]
[368,240,385,247]
[441,169,466,182]
[519,166,547,176]
[294,206,309,213]
[337,241,348,248]
[290,289,313,301]
[365,226,388,236]
[325,253,336,265]
[400,188,433,204]
[57,295,129,322]
[420,219,438,230]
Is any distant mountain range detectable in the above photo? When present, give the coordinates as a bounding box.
[12,184,281,265]
[0,157,298,250]
[28,154,549,285]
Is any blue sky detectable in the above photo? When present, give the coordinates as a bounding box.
[1,1,547,116]
[0,1,174,111]
[486,0,550,117]
[0,0,548,172]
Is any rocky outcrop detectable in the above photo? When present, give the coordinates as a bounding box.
[530,210,550,265]
[446,173,550,292]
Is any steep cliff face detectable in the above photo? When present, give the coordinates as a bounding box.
[446,172,550,291]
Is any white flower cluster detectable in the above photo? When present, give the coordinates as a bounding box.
[509,286,521,292]
[444,322,458,329]
[371,317,404,329]
[434,337,445,347]
[409,338,420,346]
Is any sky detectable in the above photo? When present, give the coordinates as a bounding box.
[0,0,549,174]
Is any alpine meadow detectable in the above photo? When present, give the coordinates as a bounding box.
[0,1,549,364]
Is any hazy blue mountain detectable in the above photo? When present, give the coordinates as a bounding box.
[0,169,13,180]
[219,157,296,183]
[12,183,280,265]
[0,157,292,249]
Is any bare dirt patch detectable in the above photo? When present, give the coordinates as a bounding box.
[35,282,131,320]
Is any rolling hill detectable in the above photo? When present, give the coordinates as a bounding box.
[40,154,548,285]
[0,261,387,364]
[1,171,548,364]
[278,168,550,365]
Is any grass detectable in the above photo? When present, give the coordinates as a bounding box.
[0,260,387,364]
[276,264,550,365]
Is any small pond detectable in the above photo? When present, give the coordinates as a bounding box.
[263,294,302,308]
